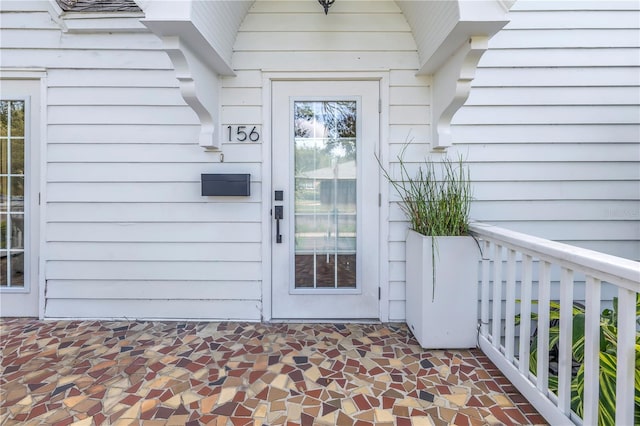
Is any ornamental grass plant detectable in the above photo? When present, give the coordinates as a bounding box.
[379,144,472,237]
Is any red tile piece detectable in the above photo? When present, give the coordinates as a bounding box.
[353,394,371,410]
[234,404,252,417]
[489,406,516,426]
[505,407,530,424]
[453,413,470,426]
[26,403,47,420]
[213,402,237,416]
[396,418,412,426]
[120,394,142,405]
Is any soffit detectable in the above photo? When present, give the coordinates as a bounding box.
[396,0,511,74]
[138,0,511,76]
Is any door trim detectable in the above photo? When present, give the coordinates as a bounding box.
[0,70,47,319]
[261,71,390,322]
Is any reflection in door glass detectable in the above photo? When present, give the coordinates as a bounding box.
[0,100,26,288]
[293,101,357,289]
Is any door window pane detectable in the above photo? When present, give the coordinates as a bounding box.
[0,176,6,211]
[0,100,26,288]
[0,101,8,137]
[0,213,6,250]
[11,139,24,174]
[0,140,7,174]
[0,252,7,287]
[10,214,24,249]
[293,101,357,289]
[10,101,25,137]
[10,177,24,212]
[9,252,24,286]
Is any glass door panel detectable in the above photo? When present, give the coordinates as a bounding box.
[0,100,25,288]
[293,101,357,289]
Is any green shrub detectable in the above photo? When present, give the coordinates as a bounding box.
[519,295,640,425]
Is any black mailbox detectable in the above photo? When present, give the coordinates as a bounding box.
[201,174,250,196]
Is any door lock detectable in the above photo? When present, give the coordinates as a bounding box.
[274,205,283,243]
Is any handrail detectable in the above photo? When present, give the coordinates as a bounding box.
[469,222,639,426]
[469,222,640,289]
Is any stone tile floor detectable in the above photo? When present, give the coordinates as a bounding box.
[1,319,547,425]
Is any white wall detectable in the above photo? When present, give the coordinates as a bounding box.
[1,0,636,321]
[1,0,429,320]
[386,0,640,320]
[452,0,640,259]
[0,2,263,319]
[457,0,640,319]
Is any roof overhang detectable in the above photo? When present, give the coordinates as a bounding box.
[137,1,251,150]
[134,0,512,151]
[398,0,513,74]
[397,0,512,149]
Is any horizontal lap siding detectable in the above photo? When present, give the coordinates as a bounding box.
[230,0,423,322]
[0,7,262,319]
[448,2,638,314]
[387,1,640,320]
[450,1,640,257]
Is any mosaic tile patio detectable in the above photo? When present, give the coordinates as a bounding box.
[1,319,547,425]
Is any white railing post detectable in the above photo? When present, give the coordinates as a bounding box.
[537,261,551,394]
[492,244,503,349]
[518,254,533,377]
[481,240,491,336]
[557,267,574,415]
[505,248,517,361]
[583,275,601,426]
[615,287,636,426]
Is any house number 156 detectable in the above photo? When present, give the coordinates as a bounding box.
[227,125,260,142]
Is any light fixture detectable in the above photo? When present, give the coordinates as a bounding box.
[318,0,335,15]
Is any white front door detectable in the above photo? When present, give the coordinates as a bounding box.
[271,80,380,320]
[0,79,41,317]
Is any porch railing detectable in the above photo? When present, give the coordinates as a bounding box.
[469,222,639,425]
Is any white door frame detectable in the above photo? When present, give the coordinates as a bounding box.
[0,70,47,318]
[261,71,390,322]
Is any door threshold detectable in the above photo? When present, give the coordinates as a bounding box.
[268,318,381,324]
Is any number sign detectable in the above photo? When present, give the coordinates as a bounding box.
[226,125,261,143]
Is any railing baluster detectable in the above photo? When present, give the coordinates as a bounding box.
[583,275,601,426]
[505,248,517,361]
[492,244,503,349]
[518,254,533,377]
[615,287,636,426]
[481,240,491,336]
[469,222,639,426]
[537,260,551,394]
[557,267,574,415]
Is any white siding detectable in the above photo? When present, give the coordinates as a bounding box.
[3,0,636,323]
[385,0,640,321]
[229,0,424,321]
[232,0,418,72]
[450,0,640,259]
[0,4,262,320]
[447,0,639,320]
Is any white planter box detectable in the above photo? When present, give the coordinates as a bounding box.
[405,230,480,349]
